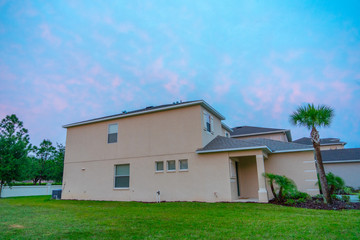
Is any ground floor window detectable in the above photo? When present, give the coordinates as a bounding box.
[155,161,164,172]
[167,160,176,171]
[114,164,130,188]
[179,159,188,170]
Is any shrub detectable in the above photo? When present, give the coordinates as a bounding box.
[341,195,350,203]
[317,172,346,195]
[285,199,296,205]
[264,173,297,203]
[331,194,339,200]
[313,194,323,200]
[288,191,311,200]
[296,198,307,204]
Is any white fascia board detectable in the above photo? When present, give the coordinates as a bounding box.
[320,143,346,146]
[63,100,225,128]
[196,146,272,154]
[324,160,360,164]
[231,130,288,138]
[272,148,314,153]
[200,101,225,120]
[221,123,233,132]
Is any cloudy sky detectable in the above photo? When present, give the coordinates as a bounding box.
[1,0,359,147]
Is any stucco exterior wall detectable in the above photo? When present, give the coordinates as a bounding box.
[232,132,288,142]
[324,162,360,189]
[265,151,319,198]
[63,105,233,202]
[62,152,232,202]
[201,106,223,146]
[65,105,203,164]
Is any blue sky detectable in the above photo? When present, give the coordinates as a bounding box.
[1,0,359,147]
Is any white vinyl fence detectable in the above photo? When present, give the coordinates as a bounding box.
[1,184,62,198]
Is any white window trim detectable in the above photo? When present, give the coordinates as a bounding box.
[179,159,189,172]
[155,161,164,173]
[114,164,130,189]
[203,111,214,135]
[166,160,176,172]
[108,123,118,144]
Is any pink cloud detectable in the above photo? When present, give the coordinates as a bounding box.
[40,24,61,46]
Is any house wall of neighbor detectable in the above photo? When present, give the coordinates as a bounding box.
[319,144,345,150]
[62,105,232,202]
[232,132,288,142]
[265,151,319,199]
[324,162,360,189]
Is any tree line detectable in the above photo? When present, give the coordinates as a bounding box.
[0,114,64,197]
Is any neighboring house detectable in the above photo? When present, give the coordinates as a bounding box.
[321,148,360,189]
[293,137,346,150]
[62,100,319,203]
[231,126,292,142]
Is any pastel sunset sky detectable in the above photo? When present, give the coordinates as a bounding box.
[1,1,359,147]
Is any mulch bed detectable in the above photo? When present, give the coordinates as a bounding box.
[270,198,360,210]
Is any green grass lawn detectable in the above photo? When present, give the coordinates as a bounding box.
[0,196,359,239]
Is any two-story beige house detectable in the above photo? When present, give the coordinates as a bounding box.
[62,100,319,203]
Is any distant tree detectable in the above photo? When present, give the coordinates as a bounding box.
[290,103,334,204]
[0,114,31,197]
[31,139,56,184]
[27,156,41,184]
[49,143,65,183]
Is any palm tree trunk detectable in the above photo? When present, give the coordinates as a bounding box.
[311,127,332,204]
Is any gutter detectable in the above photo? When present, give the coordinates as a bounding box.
[221,123,233,132]
[323,160,360,164]
[272,148,314,153]
[196,146,272,154]
[196,146,314,154]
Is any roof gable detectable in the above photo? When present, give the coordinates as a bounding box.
[63,100,225,128]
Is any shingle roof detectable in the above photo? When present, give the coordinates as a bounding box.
[63,100,225,128]
[321,148,360,163]
[197,136,313,153]
[230,126,292,141]
[231,126,286,136]
[293,137,346,146]
[244,138,314,152]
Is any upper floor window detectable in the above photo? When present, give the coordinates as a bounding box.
[108,123,118,143]
[203,112,213,133]
[225,131,230,138]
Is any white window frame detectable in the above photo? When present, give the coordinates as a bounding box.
[203,111,214,134]
[179,159,188,171]
[225,131,230,138]
[114,164,130,189]
[108,123,118,144]
[155,161,164,172]
[166,160,176,172]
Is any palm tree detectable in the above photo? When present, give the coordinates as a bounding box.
[290,104,334,204]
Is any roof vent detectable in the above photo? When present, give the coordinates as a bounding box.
[146,106,154,109]
[122,110,127,114]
